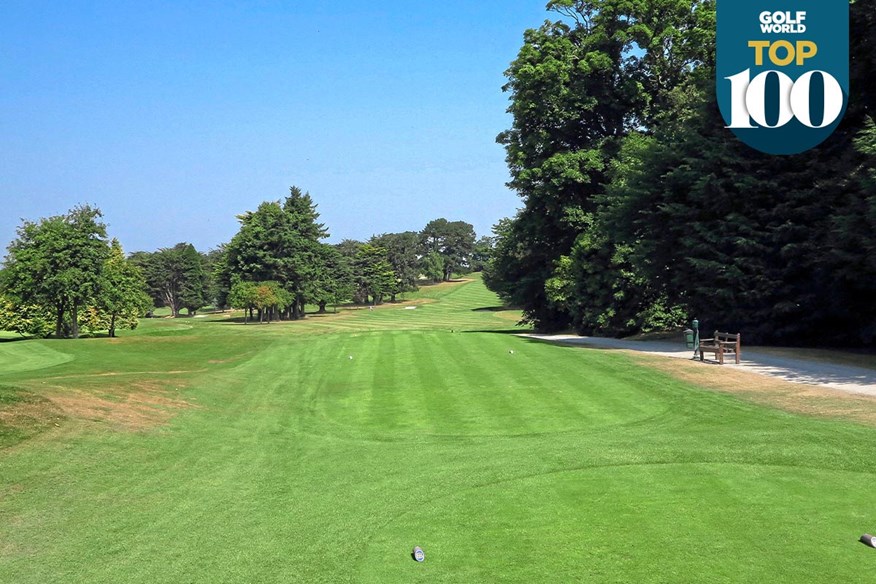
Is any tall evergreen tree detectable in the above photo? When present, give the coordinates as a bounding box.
[371,231,420,300]
[221,186,329,319]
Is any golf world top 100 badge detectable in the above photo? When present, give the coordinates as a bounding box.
[717,1,849,155]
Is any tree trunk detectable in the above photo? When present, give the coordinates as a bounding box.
[318,301,327,314]
[109,314,117,338]
[70,301,80,339]
[55,303,65,338]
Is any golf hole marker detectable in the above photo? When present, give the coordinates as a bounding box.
[412,546,425,562]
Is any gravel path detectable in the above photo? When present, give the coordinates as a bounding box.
[523,334,876,398]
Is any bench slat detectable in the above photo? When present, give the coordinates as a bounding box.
[697,330,741,365]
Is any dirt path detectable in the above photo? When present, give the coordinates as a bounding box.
[523,334,876,397]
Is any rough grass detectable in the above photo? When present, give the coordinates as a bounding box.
[2,276,876,583]
[630,352,876,426]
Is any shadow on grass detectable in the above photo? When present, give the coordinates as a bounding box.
[212,312,340,325]
[461,328,531,335]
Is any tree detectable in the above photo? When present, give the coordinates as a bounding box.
[353,244,396,305]
[307,244,355,313]
[370,231,420,300]
[420,251,445,284]
[0,293,53,337]
[135,243,210,317]
[420,219,476,280]
[222,186,329,320]
[203,246,228,309]
[96,240,152,337]
[580,0,876,344]
[482,216,539,309]
[335,239,372,304]
[488,0,876,345]
[228,280,259,324]
[283,186,329,241]
[3,205,109,338]
[470,236,494,272]
[491,0,715,330]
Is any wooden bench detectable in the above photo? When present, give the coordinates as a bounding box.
[698,331,741,365]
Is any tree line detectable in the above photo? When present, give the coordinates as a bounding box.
[0,188,489,337]
[483,0,876,346]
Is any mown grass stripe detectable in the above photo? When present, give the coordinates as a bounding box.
[3,276,876,583]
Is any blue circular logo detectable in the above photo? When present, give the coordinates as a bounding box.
[412,546,425,562]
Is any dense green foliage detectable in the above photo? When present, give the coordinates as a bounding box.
[1,188,488,334]
[132,243,211,317]
[2,277,876,582]
[352,243,398,305]
[370,231,421,299]
[420,218,477,281]
[90,240,152,337]
[486,0,876,345]
[1,206,150,338]
[217,187,340,320]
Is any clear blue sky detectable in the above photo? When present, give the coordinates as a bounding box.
[1,1,553,253]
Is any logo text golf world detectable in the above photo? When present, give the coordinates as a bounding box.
[717,2,849,155]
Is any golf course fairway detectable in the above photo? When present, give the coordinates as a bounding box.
[1,276,875,583]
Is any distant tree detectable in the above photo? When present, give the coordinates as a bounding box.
[482,217,532,308]
[228,280,258,324]
[251,281,292,323]
[370,231,420,300]
[335,240,370,304]
[335,239,363,259]
[95,239,152,337]
[420,218,476,280]
[203,246,227,309]
[470,236,494,272]
[3,205,109,338]
[283,186,329,240]
[420,251,445,283]
[223,186,329,319]
[421,218,450,254]
[354,244,396,305]
[228,280,293,323]
[135,243,209,317]
[307,244,355,313]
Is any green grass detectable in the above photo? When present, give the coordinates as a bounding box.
[2,276,876,582]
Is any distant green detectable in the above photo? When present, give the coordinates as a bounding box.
[1,276,875,583]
